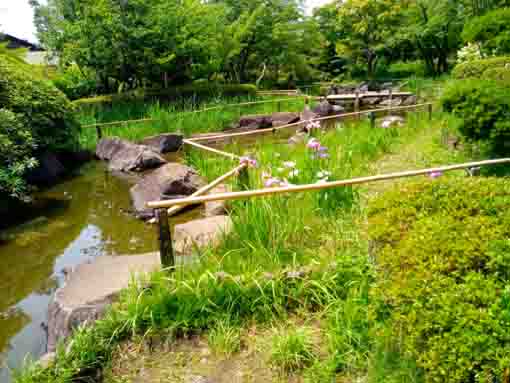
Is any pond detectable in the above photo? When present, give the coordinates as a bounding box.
[0,160,192,382]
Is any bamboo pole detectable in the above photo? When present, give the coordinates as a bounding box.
[166,163,247,217]
[82,97,307,129]
[147,158,510,209]
[183,139,241,160]
[188,103,433,143]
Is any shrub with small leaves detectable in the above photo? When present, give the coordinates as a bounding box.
[451,56,510,79]
[0,109,37,198]
[441,79,510,154]
[368,178,510,383]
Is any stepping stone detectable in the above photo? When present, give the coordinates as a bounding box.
[174,216,232,255]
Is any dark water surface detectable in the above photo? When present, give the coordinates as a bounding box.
[0,161,171,382]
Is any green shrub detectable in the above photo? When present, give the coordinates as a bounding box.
[53,65,99,101]
[73,84,258,109]
[441,79,510,153]
[462,8,510,56]
[0,109,37,198]
[368,178,510,383]
[388,60,426,78]
[482,67,510,84]
[0,57,79,153]
[451,56,510,79]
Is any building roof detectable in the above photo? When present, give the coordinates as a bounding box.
[0,33,43,51]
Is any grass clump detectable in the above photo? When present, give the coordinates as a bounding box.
[368,177,510,383]
[207,320,242,357]
[270,326,317,373]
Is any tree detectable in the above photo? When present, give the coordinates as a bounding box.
[334,0,403,78]
[462,8,510,55]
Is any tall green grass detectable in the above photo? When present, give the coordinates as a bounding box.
[16,110,447,383]
[77,96,308,149]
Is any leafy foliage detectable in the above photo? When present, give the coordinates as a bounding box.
[0,57,79,153]
[52,65,99,100]
[463,8,510,56]
[452,56,510,79]
[441,79,510,153]
[482,66,510,83]
[369,178,510,383]
[0,109,37,198]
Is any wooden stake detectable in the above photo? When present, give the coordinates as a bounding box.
[428,104,433,121]
[156,208,174,269]
[238,166,250,190]
[369,112,376,129]
[96,126,103,140]
[147,158,510,210]
[354,90,360,119]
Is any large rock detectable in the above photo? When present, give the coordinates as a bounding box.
[300,106,319,123]
[205,184,231,217]
[140,133,183,153]
[236,115,273,130]
[47,254,160,352]
[270,112,300,127]
[96,137,167,172]
[26,152,66,186]
[379,98,403,108]
[312,101,344,117]
[231,112,300,131]
[379,115,405,129]
[130,163,206,219]
[402,95,418,106]
[174,216,233,255]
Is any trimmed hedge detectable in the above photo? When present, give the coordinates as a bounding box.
[369,178,510,383]
[73,84,258,109]
[441,79,510,153]
[452,56,510,79]
[0,57,79,153]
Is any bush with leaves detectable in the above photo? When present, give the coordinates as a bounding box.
[368,178,510,383]
[452,56,510,79]
[53,65,99,101]
[0,57,79,153]
[462,8,510,56]
[482,67,510,84]
[0,109,37,198]
[441,79,510,153]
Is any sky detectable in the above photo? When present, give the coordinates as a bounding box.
[0,0,333,44]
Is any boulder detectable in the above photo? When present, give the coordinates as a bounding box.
[270,112,300,127]
[379,115,405,129]
[363,97,382,106]
[140,133,183,153]
[236,115,273,130]
[26,152,66,186]
[174,216,233,255]
[300,106,319,122]
[205,184,231,217]
[379,98,403,108]
[288,132,307,146]
[47,253,160,352]
[96,137,167,172]
[312,101,344,117]
[130,163,206,219]
[402,95,418,106]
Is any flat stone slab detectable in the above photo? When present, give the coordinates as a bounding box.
[174,216,232,255]
[47,253,160,352]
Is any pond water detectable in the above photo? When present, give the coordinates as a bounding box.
[0,160,196,382]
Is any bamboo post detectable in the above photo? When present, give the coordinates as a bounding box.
[388,88,393,116]
[428,104,433,121]
[156,208,174,269]
[354,90,360,119]
[96,125,103,140]
[369,112,376,129]
[238,166,250,190]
